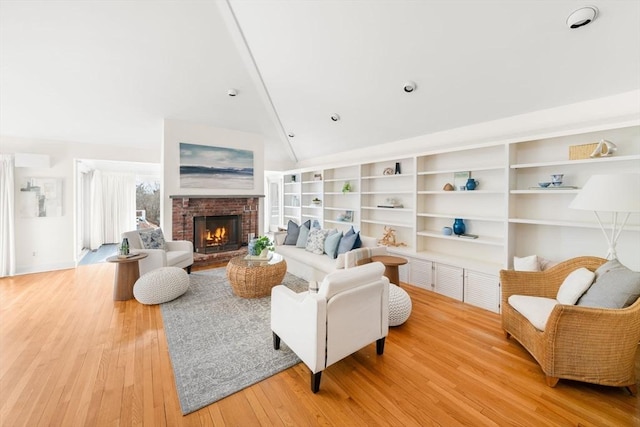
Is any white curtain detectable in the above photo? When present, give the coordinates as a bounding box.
[0,154,15,276]
[90,170,136,249]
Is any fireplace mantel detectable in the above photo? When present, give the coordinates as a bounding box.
[169,195,265,199]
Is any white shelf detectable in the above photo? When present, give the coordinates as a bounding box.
[283,205,300,209]
[324,191,359,195]
[510,189,580,194]
[510,154,640,169]
[361,219,413,228]
[361,191,413,195]
[324,206,356,211]
[323,177,359,182]
[361,174,412,180]
[417,166,503,175]
[417,230,504,247]
[417,213,503,222]
[509,218,640,231]
[361,206,412,212]
[324,219,356,226]
[417,190,503,195]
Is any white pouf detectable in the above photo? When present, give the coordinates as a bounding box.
[389,284,412,326]
[133,267,189,305]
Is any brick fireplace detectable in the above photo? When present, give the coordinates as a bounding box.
[171,196,261,268]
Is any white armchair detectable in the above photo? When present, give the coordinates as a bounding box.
[271,262,389,392]
[121,229,194,276]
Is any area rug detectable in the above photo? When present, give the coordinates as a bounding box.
[160,268,308,415]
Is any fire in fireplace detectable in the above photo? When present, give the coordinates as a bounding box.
[193,215,241,254]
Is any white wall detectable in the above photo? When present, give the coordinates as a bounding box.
[161,119,265,239]
[1,136,158,274]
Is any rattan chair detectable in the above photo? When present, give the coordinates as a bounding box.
[500,256,640,395]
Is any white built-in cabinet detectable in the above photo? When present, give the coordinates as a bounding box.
[279,121,640,314]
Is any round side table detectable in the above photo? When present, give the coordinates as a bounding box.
[371,255,408,286]
[106,253,148,301]
[226,253,287,298]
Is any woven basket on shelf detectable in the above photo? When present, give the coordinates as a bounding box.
[569,143,598,160]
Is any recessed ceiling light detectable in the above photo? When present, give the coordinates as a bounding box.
[566,6,598,29]
[227,89,238,96]
[330,114,340,122]
[403,81,417,93]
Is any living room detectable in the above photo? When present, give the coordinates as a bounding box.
[1,1,639,425]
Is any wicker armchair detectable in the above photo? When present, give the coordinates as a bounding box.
[500,256,640,395]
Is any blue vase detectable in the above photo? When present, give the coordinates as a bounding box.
[465,178,478,191]
[248,238,257,255]
[453,219,466,235]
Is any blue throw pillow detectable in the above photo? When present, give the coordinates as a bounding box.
[353,231,362,249]
[139,228,166,250]
[337,232,358,254]
[283,220,300,245]
[324,231,343,259]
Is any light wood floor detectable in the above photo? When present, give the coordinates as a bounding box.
[1,263,638,426]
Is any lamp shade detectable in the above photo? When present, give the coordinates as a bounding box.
[569,174,640,212]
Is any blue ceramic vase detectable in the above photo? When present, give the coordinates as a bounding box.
[453,219,466,235]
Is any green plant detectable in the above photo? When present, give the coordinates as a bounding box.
[252,235,273,255]
[342,182,352,194]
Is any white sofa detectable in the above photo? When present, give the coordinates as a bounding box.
[273,232,387,281]
[121,229,193,276]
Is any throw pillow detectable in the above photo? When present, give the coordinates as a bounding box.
[556,267,595,305]
[513,255,540,271]
[577,259,640,309]
[283,220,301,245]
[306,229,329,255]
[139,228,166,250]
[296,221,311,248]
[508,295,558,331]
[337,232,358,254]
[324,231,343,259]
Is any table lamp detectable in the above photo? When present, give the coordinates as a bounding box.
[569,173,640,259]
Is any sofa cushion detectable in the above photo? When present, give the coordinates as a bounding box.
[324,231,343,259]
[556,267,595,305]
[276,244,336,274]
[139,228,166,250]
[284,220,309,245]
[577,259,640,309]
[508,295,558,331]
[306,229,329,255]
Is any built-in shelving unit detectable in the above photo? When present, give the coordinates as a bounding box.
[278,120,640,313]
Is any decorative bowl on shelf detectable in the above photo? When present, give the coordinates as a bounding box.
[538,182,551,188]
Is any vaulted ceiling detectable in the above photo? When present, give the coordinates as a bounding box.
[1,1,639,170]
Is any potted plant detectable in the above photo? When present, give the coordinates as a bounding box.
[342,181,352,194]
[250,235,274,257]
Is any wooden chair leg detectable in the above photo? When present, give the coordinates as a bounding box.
[545,375,559,387]
[311,371,322,393]
[376,337,385,355]
[504,330,511,339]
[272,332,280,350]
[186,265,192,274]
[625,384,637,396]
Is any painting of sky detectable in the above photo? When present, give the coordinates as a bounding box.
[179,143,254,189]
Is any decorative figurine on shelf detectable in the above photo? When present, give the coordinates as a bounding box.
[378,226,407,247]
[590,139,617,158]
[395,162,401,175]
[291,174,296,182]
[311,197,322,206]
[443,183,454,191]
[453,219,466,235]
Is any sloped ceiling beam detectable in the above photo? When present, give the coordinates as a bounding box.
[217,0,298,163]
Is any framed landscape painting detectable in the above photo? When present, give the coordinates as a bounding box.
[179,143,254,189]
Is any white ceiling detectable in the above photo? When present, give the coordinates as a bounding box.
[1,1,639,170]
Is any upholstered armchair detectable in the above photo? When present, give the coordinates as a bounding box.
[271,262,390,392]
[500,256,640,395]
[121,229,193,276]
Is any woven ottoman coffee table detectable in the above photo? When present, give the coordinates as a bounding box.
[226,253,287,298]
